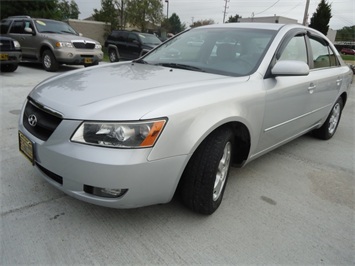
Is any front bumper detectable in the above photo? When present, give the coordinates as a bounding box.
[53,48,103,65]
[0,50,21,64]
[19,118,187,209]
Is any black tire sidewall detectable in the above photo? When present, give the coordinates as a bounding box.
[313,97,344,140]
[181,127,234,214]
[42,50,58,72]
[109,49,119,62]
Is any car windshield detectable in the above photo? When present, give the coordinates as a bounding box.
[35,20,78,35]
[142,27,277,76]
[138,33,161,45]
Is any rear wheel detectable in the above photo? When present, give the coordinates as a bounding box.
[180,127,234,214]
[313,97,343,140]
[108,48,119,62]
[42,50,59,72]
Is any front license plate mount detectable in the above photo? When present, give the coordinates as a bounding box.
[0,53,9,60]
[84,58,93,64]
[18,131,34,165]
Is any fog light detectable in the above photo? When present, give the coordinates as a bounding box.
[68,53,74,57]
[84,185,128,198]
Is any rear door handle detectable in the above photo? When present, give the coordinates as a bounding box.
[336,77,342,86]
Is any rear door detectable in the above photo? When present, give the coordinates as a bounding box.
[305,34,346,123]
[8,19,37,59]
[126,33,141,59]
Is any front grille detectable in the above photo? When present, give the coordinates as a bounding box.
[73,42,95,49]
[0,39,12,51]
[23,100,62,141]
[37,163,63,185]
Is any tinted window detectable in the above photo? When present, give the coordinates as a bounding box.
[118,32,127,41]
[0,19,11,34]
[127,33,139,43]
[9,21,24,34]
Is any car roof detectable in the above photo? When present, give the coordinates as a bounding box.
[196,22,296,31]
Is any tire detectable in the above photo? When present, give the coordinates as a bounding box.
[108,48,119,62]
[0,63,18,72]
[42,50,59,72]
[180,127,234,214]
[313,97,343,140]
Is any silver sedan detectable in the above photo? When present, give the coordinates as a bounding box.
[18,23,353,214]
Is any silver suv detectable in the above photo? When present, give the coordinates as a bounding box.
[0,16,103,71]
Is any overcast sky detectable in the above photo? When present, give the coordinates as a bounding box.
[74,0,354,30]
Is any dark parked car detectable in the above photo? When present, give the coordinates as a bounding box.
[0,16,103,72]
[340,48,355,55]
[0,36,21,72]
[105,30,161,62]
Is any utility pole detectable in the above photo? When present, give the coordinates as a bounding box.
[223,0,230,23]
[303,0,310,26]
[165,0,169,19]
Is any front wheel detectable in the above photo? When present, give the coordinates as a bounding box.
[42,50,59,72]
[180,127,234,214]
[0,63,18,72]
[313,97,343,140]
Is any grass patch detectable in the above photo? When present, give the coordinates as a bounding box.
[341,54,355,62]
[102,48,109,62]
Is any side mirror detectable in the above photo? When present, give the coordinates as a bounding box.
[79,33,83,37]
[132,39,140,45]
[271,60,309,76]
[24,27,35,35]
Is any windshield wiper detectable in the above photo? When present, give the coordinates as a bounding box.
[155,63,205,72]
[40,31,58,34]
[61,30,77,35]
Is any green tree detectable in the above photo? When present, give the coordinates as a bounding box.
[92,0,121,31]
[190,19,215,28]
[58,0,80,20]
[126,0,163,32]
[335,26,355,41]
[309,0,332,35]
[0,0,61,20]
[226,14,241,23]
[168,13,185,34]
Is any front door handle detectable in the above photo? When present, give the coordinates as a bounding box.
[308,83,316,94]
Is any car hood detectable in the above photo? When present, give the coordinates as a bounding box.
[29,62,249,120]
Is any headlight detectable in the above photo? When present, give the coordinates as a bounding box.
[95,44,102,49]
[13,40,21,48]
[56,41,73,48]
[71,119,167,148]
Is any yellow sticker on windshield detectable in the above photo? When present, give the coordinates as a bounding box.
[36,20,46,26]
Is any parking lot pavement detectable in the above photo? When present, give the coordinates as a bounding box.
[1,64,354,265]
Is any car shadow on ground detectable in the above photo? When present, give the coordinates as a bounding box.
[19,62,84,72]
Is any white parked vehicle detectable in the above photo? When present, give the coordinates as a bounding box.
[19,23,353,214]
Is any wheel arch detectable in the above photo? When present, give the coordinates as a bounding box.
[107,44,119,54]
[39,44,54,59]
[184,120,251,170]
[340,92,347,107]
